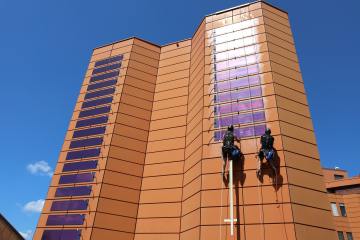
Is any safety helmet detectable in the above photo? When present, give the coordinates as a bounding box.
[265,128,271,134]
[228,125,234,131]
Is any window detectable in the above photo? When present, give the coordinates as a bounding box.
[82,96,113,109]
[55,186,92,197]
[339,203,347,217]
[84,87,115,100]
[94,55,123,67]
[346,232,353,240]
[334,174,344,180]
[337,231,345,240]
[59,173,95,184]
[331,202,339,216]
[90,70,119,83]
[87,79,117,91]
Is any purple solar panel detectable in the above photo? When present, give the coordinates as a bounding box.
[90,70,119,83]
[66,148,100,160]
[51,200,89,211]
[81,97,113,109]
[59,172,94,184]
[92,62,121,75]
[73,126,106,138]
[87,79,117,91]
[94,55,123,67]
[84,88,115,100]
[75,116,108,128]
[78,106,111,118]
[41,229,81,240]
[214,124,266,141]
[55,186,92,197]
[62,160,98,172]
[69,137,103,149]
[46,214,85,226]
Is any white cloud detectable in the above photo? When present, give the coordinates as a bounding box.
[23,199,45,213]
[27,161,53,177]
[19,230,33,240]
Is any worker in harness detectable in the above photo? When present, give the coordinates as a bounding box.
[222,125,241,175]
[257,128,276,177]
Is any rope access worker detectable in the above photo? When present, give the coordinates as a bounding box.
[222,125,241,175]
[257,128,276,177]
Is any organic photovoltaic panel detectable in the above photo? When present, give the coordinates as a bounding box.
[50,200,89,211]
[59,172,95,184]
[62,160,98,172]
[73,126,106,138]
[75,116,108,128]
[90,70,119,83]
[41,229,81,240]
[78,106,111,118]
[84,88,115,100]
[66,148,100,160]
[87,79,117,91]
[46,214,85,226]
[210,23,266,141]
[94,55,123,67]
[69,137,103,149]
[55,186,92,197]
[82,97,113,109]
[92,62,121,75]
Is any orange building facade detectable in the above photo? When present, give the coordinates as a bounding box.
[324,168,360,240]
[34,1,338,239]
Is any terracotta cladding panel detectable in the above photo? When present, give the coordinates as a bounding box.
[102,170,142,189]
[153,87,187,102]
[121,85,155,101]
[159,54,191,68]
[142,161,183,177]
[287,168,325,191]
[141,174,183,190]
[289,185,330,210]
[294,224,337,240]
[126,68,157,84]
[111,134,148,152]
[269,52,300,72]
[148,126,186,141]
[180,227,200,240]
[137,203,181,218]
[160,46,192,60]
[94,212,136,232]
[140,188,182,203]
[182,192,201,215]
[267,42,298,62]
[130,52,159,68]
[127,60,158,76]
[136,218,180,233]
[157,69,189,83]
[132,38,160,53]
[100,184,140,203]
[118,103,152,120]
[280,121,316,144]
[151,106,187,120]
[150,116,186,131]
[116,113,150,131]
[161,39,191,52]
[114,124,149,142]
[108,146,145,164]
[263,14,292,35]
[283,151,322,175]
[267,34,296,53]
[292,204,334,229]
[134,233,179,240]
[97,197,138,218]
[265,24,294,43]
[276,96,310,117]
[91,228,134,240]
[155,78,189,92]
[277,108,313,130]
[158,61,190,76]
[131,45,160,60]
[181,208,200,231]
[145,149,184,164]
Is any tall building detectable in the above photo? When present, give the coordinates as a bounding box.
[324,168,360,240]
[34,1,338,239]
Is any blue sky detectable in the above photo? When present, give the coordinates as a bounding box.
[0,0,359,238]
